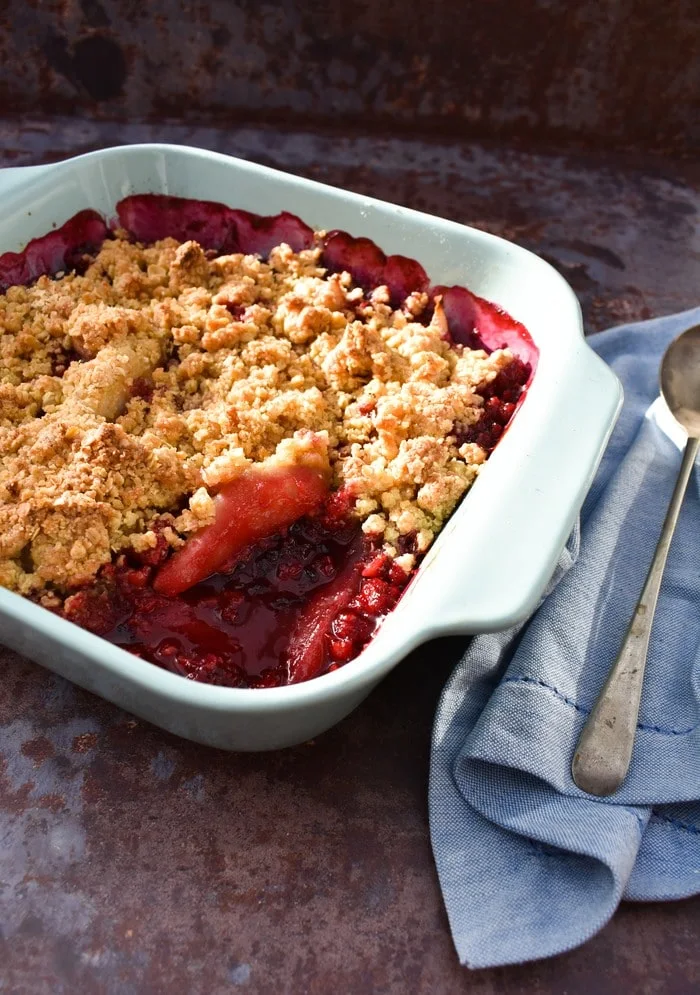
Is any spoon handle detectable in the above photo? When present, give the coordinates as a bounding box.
[572,434,700,797]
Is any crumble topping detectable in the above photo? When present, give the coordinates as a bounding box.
[0,231,517,597]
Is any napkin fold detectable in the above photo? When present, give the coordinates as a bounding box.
[429,308,700,968]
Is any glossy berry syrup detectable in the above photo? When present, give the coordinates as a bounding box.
[13,193,537,686]
[63,503,410,689]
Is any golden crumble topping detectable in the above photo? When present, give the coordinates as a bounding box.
[0,231,516,596]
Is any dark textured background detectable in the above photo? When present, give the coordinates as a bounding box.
[1,2,700,992]
[1,0,699,152]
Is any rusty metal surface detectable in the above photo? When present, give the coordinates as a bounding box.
[1,122,700,993]
[1,1,699,153]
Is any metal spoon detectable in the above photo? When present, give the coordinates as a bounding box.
[571,325,700,797]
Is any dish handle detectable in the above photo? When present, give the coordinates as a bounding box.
[381,341,623,645]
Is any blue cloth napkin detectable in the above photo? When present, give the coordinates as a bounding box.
[429,308,700,968]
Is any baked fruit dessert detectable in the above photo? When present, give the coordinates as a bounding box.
[0,196,535,688]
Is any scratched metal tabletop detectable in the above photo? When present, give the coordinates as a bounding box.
[1,121,699,994]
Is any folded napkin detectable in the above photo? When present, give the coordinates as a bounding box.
[430,308,700,968]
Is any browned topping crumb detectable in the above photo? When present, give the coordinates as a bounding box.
[0,232,516,596]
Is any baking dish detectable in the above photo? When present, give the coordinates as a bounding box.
[0,144,621,750]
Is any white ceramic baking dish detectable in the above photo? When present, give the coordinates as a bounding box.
[0,144,621,750]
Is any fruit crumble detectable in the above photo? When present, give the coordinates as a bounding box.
[0,197,533,687]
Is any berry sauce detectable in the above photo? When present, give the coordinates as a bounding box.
[13,193,537,686]
[0,210,108,292]
[62,506,410,689]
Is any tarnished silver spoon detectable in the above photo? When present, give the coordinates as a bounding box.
[572,325,700,797]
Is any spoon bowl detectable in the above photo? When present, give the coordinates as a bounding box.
[660,324,700,436]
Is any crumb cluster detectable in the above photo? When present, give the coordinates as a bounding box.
[0,232,515,597]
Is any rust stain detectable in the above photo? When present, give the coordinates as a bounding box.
[72,731,98,753]
[21,735,55,765]
[38,792,68,813]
